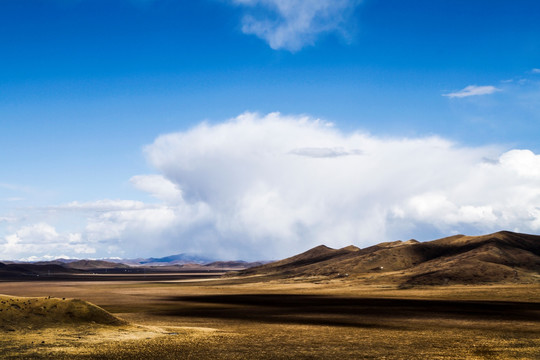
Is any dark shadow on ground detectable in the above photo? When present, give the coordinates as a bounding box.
[0,273,224,282]
[156,294,540,329]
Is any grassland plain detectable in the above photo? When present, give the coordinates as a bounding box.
[1,277,539,359]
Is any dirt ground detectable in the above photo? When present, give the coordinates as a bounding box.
[1,276,539,359]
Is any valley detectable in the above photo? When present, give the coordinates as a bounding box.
[1,231,539,359]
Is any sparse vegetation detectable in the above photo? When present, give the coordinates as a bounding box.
[1,231,539,359]
[1,279,539,359]
[234,231,540,287]
[0,295,125,331]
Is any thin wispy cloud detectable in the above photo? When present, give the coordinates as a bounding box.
[532,68,540,74]
[0,182,32,193]
[231,0,360,51]
[443,85,501,98]
[4,197,24,202]
[289,147,361,158]
[50,200,147,212]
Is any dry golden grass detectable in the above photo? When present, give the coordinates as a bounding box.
[1,278,539,359]
[0,295,124,331]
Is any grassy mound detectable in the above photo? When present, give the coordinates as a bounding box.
[0,295,126,330]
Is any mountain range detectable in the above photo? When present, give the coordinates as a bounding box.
[1,231,539,286]
[234,231,540,286]
[0,254,264,279]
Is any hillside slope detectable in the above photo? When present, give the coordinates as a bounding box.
[0,295,125,330]
[237,244,360,277]
[234,231,540,286]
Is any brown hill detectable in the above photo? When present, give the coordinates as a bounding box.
[400,231,540,286]
[0,263,77,279]
[234,231,540,286]
[0,295,126,331]
[204,261,266,270]
[63,260,131,270]
[237,245,360,277]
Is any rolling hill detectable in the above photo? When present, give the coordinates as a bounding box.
[234,231,540,286]
[0,263,77,279]
[62,260,131,270]
[0,295,125,331]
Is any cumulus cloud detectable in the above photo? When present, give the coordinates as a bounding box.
[130,174,183,202]
[231,0,360,51]
[131,112,540,259]
[5,113,540,261]
[443,85,501,98]
[393,149,540,230]
[64,195,213,258]
[0,223,94,260]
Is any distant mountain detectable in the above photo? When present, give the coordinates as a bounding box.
[0,262,77,278]
[0,254,261,278]
[234,231,540,286]
[62,260,131,270]
[117,253,215,266]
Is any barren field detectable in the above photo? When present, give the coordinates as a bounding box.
[1,276,539,359]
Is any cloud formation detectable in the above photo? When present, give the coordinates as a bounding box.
[52,200,146,211]
[1,223,94,261]
[443,85,501,98]
[130,175,183,203]
[137,112,540,258]
[231,0,359,51]
[289,147,361,158]
[3,113,540,261]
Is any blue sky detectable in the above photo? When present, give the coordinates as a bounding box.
[1,0,540,260]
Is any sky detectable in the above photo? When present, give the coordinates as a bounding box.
[1,0,540,261]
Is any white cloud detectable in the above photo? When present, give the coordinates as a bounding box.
[130,174,183,202]
[0,216,17,223]
[135,112,540,259]
[5,223,59,244]
[443,85,501,98]
[289,147,361,158]
[391,148,540,230]
[84,207,175,243]
[231,0,360,51]
[5,113,540,261]
[52,199,147,211]
[532,68,540,74]
[5,197,25,202]
[72,196,212,258]
[0,183,30,192]
[0,223,94,260]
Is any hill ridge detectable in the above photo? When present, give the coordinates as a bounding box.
[234,230,540,286]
